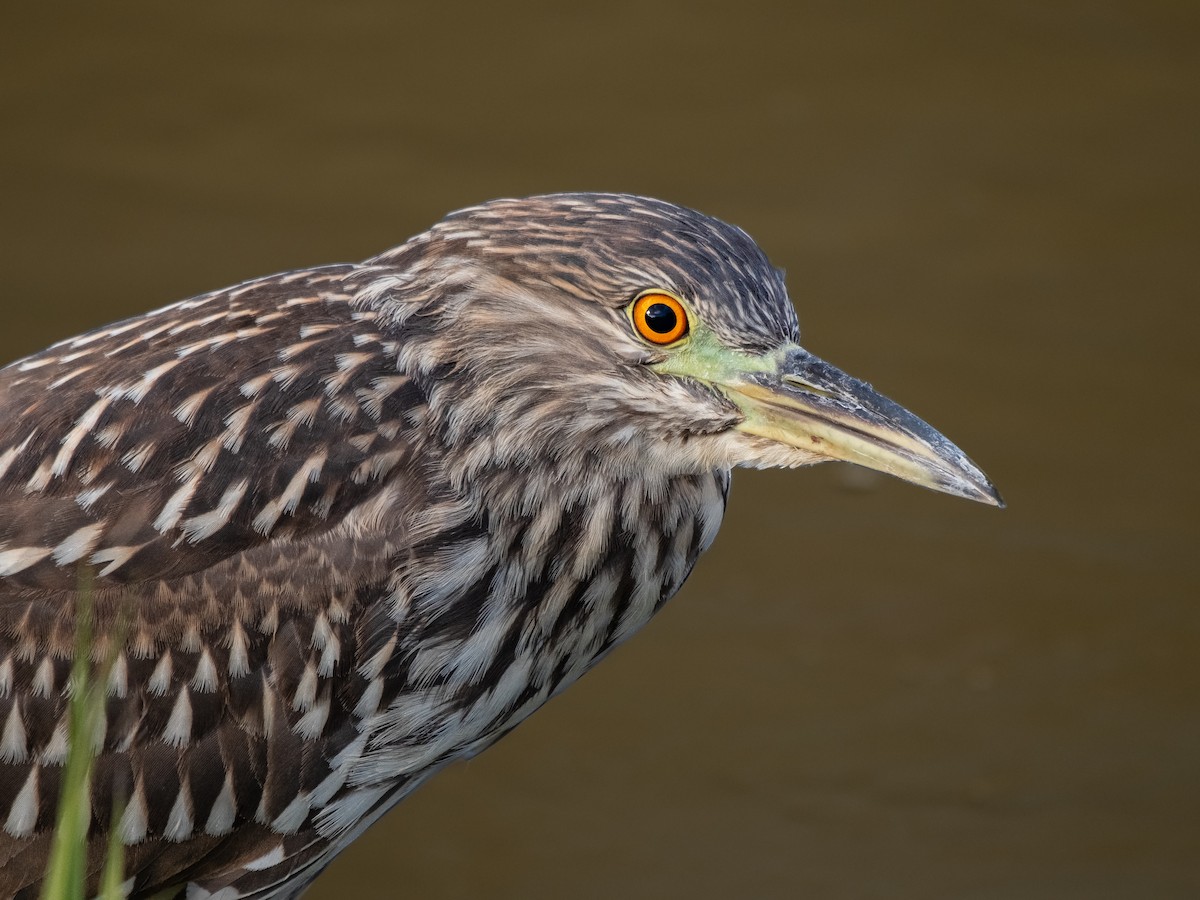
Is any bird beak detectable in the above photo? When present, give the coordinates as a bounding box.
[723,347,1003,506]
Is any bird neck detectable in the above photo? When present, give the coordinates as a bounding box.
[345,461,729,793]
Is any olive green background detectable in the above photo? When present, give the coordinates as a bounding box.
[1,3,1195,898]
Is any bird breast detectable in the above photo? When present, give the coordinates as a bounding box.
[332,466,730,800]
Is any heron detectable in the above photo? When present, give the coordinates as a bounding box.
[0,193,1001,897]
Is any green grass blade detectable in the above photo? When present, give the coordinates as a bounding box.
[39,584,95,900]
[98,799,126,900]
[39,571,127,900]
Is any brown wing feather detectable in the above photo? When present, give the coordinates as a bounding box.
[0,264,431,897]
[0,264,422,594]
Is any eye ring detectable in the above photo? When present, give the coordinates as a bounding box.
[630,292,689,345]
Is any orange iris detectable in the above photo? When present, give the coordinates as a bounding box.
[631,293,689,345]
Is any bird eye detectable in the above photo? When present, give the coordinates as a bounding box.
[631,292,689,345]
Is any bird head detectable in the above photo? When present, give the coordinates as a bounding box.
[369,193,1001,506]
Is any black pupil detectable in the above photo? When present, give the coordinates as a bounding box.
[644,303,678,334]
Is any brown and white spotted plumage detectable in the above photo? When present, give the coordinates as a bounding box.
[0,194,1000,898]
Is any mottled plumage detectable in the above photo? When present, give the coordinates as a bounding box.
[0,193,998,898]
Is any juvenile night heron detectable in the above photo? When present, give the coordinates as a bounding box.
[0,193,1000,897]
